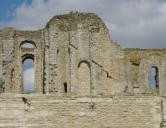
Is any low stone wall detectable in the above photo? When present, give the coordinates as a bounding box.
[0,94,162,128]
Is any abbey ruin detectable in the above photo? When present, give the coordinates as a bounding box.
[0,12,165,127]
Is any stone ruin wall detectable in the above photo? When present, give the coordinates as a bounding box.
[124,48,166,96]
[44,12,125,96]
[0,12,165,127]
[0,12,126,96]
[0,28,44,93]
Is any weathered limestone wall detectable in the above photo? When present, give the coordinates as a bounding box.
[0,28,44,93]
[45,12,126,96]
[0,94,162,128]
[0,12,166,127]
[14,30,44,93]
[124,49,166,96]
[0,27,15,92]
[1,12,166,97]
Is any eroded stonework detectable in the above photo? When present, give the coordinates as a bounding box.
[0,12,126,96]
[0,12,165,128]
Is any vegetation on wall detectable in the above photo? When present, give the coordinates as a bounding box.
[22,97,31,106]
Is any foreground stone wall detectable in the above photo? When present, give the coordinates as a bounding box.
[0,94,162,128]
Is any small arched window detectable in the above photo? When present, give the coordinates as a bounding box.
[78,61,91,96]
[150,66,159,90]
[21,42,35,48]
[64,82,68,93]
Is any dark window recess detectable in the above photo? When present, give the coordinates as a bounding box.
[64,82,67,93]
[57,48,59,54]
[68,48,71,54]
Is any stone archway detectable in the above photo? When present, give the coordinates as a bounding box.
[19,41,36,93]
[78,61,91,96]
[22,54,35,92]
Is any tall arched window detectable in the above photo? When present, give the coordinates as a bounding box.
[19,41,36,93]
[78,61,91,96]
[150,66,159,90]
[23,58,35,92]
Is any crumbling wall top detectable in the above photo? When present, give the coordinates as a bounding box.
[124,48,166,52]
[46,12,107,32]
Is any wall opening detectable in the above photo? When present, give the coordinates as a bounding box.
[57,48,59,54]
[150,66,159,90]
[21,42,35,48]
[10,68,14,89]
[23,59,35,92]
[78,61,91,96]
[64,82,67,93]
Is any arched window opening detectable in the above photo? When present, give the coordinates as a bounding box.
[150,66,159,89]
[21,42,35,48]
[23,59,35,92]
[64,82,67,93]
[11,68,14,89]
[78,62,91,96]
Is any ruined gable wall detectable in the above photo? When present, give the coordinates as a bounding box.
[0,12,127,96]
[45,12,126,96]
[2,12,165,97]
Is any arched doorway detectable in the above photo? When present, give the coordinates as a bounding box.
[78,61,91,96]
